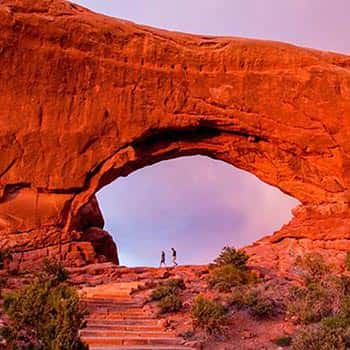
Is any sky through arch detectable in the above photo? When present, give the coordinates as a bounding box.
[97,156,298,266]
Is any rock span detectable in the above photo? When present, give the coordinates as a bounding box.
[1,0,350,268]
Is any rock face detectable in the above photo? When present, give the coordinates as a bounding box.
[1,0,350,268]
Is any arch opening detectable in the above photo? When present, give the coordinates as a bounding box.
[96,155,299,266]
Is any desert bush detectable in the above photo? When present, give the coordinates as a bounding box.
[42,258,69,283]
[191,295,228,335]
[150,278,186,301]
[321,315,350,329]
[166,278,186,290]
[209,265,256,292]
[288,272,350,325]
[291,291,350,348]
[150,285,175,301]
[0,248,13,270]
[292,323,350,350]
[150,279,185,314]
[295,253,330,284]
[288,254,350,324]
[274,336,292,347]
[319,295,350,330]
[244,290,274,319]
[229,287,274,319]
[289,255,350,348]
[288,282,333,324]
[159,294,183,314]
[180,330,195,340]
[213,246,249,270]
[228,286,247,308]
[335,275,350,297]
[1,260,88,350]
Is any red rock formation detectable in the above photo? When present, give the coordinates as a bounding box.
[82,227,119,265]
[1,0,350,268]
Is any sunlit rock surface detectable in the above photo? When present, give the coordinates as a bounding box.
[1,0,350,268]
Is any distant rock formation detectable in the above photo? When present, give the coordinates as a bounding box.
[1,0,350,268]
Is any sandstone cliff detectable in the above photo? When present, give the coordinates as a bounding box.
[1,0,350,268]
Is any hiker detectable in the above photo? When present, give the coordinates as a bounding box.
[160,250,166,267]
[171,248,178,266]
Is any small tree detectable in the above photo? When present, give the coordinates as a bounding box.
[1,259,88,350]
[208,248,255,292]
[213,247,249,270]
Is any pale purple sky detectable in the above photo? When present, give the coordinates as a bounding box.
[73,1,349,266]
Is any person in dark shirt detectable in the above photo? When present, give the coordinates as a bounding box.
[171,248,178,266]
[160,250,166,267]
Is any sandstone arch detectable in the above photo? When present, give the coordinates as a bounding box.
[1,0,350,268]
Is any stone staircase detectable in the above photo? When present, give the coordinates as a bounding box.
[80,282,194,350]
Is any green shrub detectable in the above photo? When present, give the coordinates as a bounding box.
[228,287,275,319]
[180,330,195,340]
[290,256,350,349]
[228,286,247,309]
[42,258,69,283]
[213,246,249,270]
[159,294,183,314]
[150,285,174,301]
[295,253,330,284]
[321,315,350,329]
[244,290,274,319]
[208,265,255,292]
[1,260,88,350]
[166,278,186,290]
[191,295,228,335]
[292,324,350,350]
[288,282,333,324]
[150,279,185,314]
[150,279,186,301]
[274,336,292,347]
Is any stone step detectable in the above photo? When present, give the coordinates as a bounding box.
[89,346,193,350]
[82,336,184,347]
[88,314,154,320]
[83,294,136,298]
[81,330,176,338]
[83,298,139,303]
[84,303,143,309]
[85,324,164,332]
[86,319,159,326]
[86,305,145,310]
[85,298,142,306]
[85,302,142,307]
[88,309,147,316]
[91,293,134,298]
[84,301,143,307]
[80,282,192,350]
